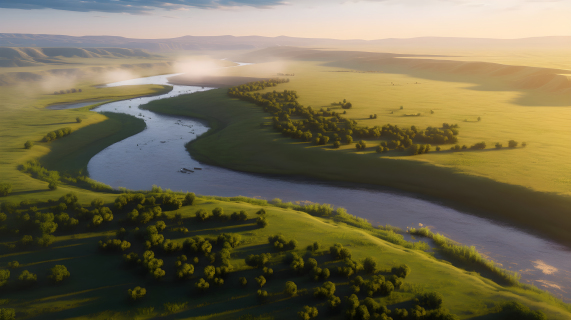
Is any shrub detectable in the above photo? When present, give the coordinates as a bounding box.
[195,278,209,291]
[0,308,15,320]
[391,264,411,278]
[418,291,443,309]
[128,286,146,301]
[48,265,70,284]
[18,270,37,285]
[24,140,34,149]
[195,209,210,221]
[298,306,318,320]
[268,234,297,251]
[499,301,546,320]
[0,270,9,287]
[255,275,266,288]
[256,216,268,228]
[313,281,335,298]
[0,183,12,197]
[246,253,272,268]
[363,257,378,274]
[285,281,297,296]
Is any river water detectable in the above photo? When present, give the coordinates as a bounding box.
[87,72,571,301]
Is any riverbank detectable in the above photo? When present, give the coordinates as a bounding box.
[142,88,571,247]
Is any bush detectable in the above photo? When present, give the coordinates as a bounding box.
[0,308,15,320]
[0,183,12,197]
[24,140,34,149]
[330,243,352,260]
[231,210,249,221]
[363,257,377,274]
[298,306,318,320]
[48,265,70,284]
[195,278,209,291]
[183,192,196,205]
[48,181,58,190]
[128,286,146,301]
[391,264,411,278]
[313,281,335,298]
[18,270,37,285]
[245,253,272,268]
[256,216,268,228]
[268,234,297,251]
[418,291,443,309]
[255,275,266,288]
[499,301,546,320]
[0,270,9,287]
[508,140,518,148]
[285,281,297,296]
[195,209,210,221]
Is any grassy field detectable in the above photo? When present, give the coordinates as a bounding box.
[0,194,569,320]
[142,84,571,246]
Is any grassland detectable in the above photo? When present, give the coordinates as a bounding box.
[1,194,570,319]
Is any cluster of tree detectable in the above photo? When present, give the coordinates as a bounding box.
[228,79,289,94]
[42,127,72,143]
[268,234,298,251]
[0,308,15,320]
[98,239,131,252]
[53,88,82,95]
[127,286,146,301]
[19,160,60,190]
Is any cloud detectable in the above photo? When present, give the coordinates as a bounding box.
[0,0,287,14]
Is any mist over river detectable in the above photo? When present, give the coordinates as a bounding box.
[87,71,571,301]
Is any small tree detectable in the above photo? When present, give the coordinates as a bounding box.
[0,183,12,197]
[363,257,377,274]
[127,286,146,301]
[195,278,209,292]
[48,265,70,284]
[257,216,268,228]
[298,306,318,320]
[18,270,37,285]
[0,308,15,320]
[255,275,266,288]
[239,277,247,287]
[495,142,502,149]
[24,140,34,149]
[508,140,518,148]
[48,181,58,191]
[183,192,196,205]
[0,270,10,287]
[285,281,297,296]
[76,117,82,123]
[195,209,209,221]
[212,207,223,219]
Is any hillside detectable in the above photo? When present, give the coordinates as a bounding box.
[0,47,155,67]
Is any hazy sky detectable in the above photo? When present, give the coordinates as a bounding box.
[0,0,569,39]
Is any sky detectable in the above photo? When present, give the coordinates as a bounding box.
[0,0,569,40]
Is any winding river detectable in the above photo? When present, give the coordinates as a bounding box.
[86,70,571,301]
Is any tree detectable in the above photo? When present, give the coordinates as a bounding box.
[202,265,215,280]
[298,306,318,320]
[239,277,247,287]
[24,140,33,149]
[195,278,209,292]
[333,141,341,148]
[183,192,196,205]
[127,286,146,301]
[363,257,377,274]
[255,275,266,288]
[327,296,341,309]
[7,261,19,269]
[48,181,58,191]
[18,270,37,285]
[285,281,297,296]
[195,209,210,221]
[418,291,443,309]
[0,183,12,197]
[391,264,411,278]
[0,308,15,320]
[48,265,70,284]
[212,207,223,219]
[508,140,518,148]
[91,198,105,208]
[257,289,268,302]
[314,281,335,298]
[256,216,268,228]
[495,142,502,149]
[76,117,82,123]
[345,135,353,144]
[522,142,527,148]
[357,305,371,320]
[0,270,9,287]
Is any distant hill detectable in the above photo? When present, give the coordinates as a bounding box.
[0,47,155,67]
[1,33,569,52]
